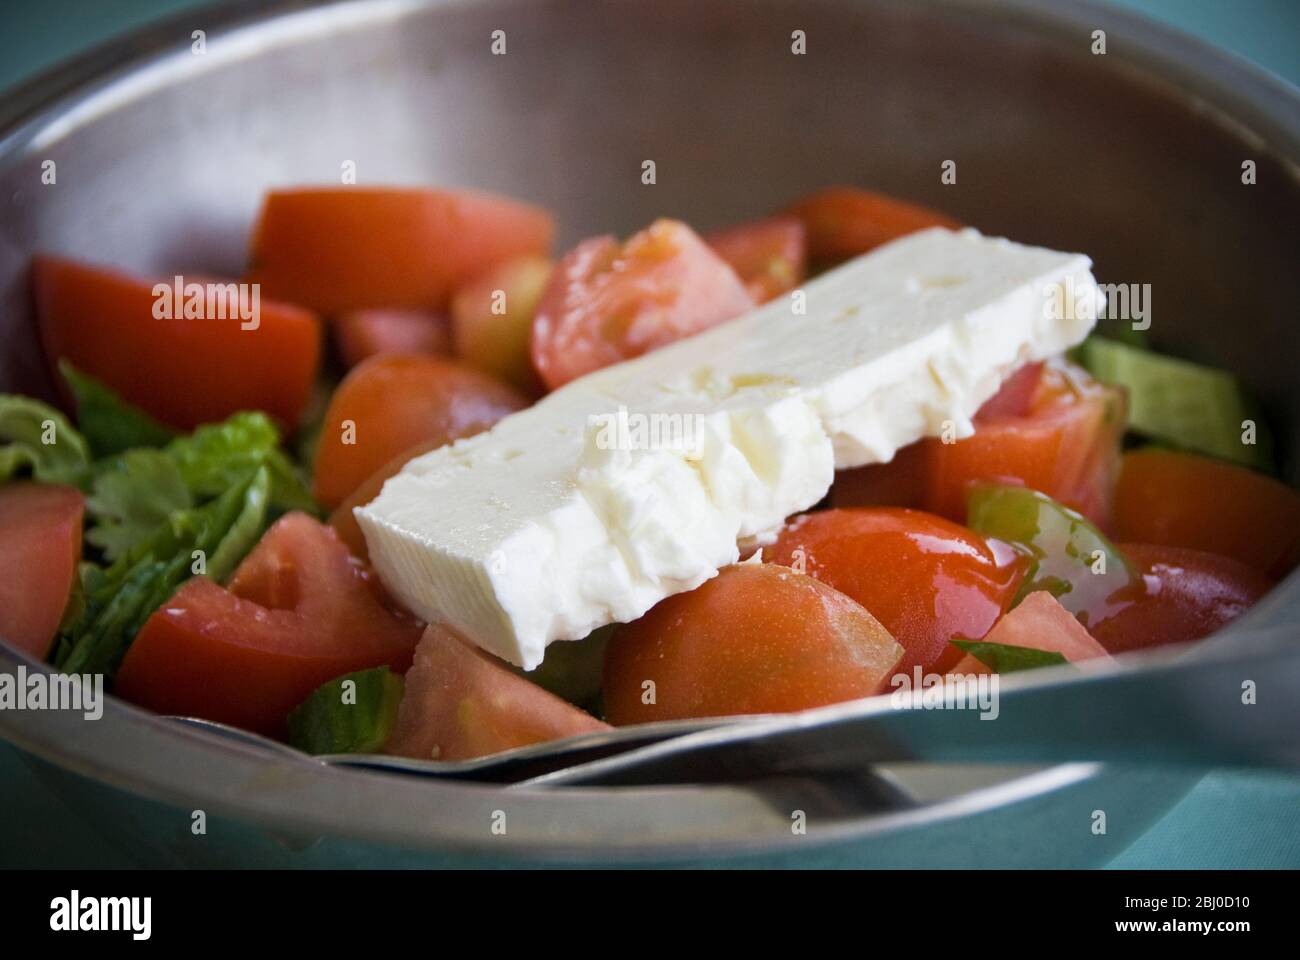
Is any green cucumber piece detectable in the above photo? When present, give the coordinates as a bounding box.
[966,484,1136,629]
[1077,336,1273,470]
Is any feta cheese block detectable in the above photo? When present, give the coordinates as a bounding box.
[358,227,1102,668]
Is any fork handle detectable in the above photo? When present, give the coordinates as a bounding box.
[524,636,1300,787]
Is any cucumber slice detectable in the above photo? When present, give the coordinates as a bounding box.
[1077,336,1273,471]
[966,484,1137,629]
[287,667,404,755]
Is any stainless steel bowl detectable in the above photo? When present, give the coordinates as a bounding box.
[2,0,1297,866]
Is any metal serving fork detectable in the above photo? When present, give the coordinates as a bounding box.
[169,624,1300,787]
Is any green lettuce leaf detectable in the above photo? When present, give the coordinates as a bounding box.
[205,465,270,583]
[0,394,91,486]
[13,370,317,673]
[60,361,176,457]
[56,468,272,678]
[165,411,317,514]
[84,450,192,561]
[74,406,316,563]
[287,667,405,755]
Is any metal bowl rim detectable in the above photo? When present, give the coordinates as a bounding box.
[0,0,1296,859]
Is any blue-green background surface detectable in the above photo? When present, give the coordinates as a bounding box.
[0,0,1297,868]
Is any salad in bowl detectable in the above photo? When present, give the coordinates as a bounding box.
[1,183,1294,762]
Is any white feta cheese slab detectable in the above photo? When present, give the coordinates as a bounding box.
[357,227,1101,668]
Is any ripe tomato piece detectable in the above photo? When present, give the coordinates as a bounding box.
[938,363,1125,527]
[1114,449,1300,579]
[1089,543,1272,656]
[385,624,609,760]
[0,484,84,660]
[782,186,961,263]
[115,513,422,737]
[450,254,551,395]
[947,591,1108,676]
[984,590,1110,662]
[248,187,553,314]
[945,655,994,677]
[831,441,929,511]
[311,354,525,510]
[766,508,1025,676]
[603,563,902,725]
[328,437,444,561]
[334,308,450,369]
[972,361,1044,420]
[833,362,1126,529]
[703,215,807,303]
[827,365,1045,511]
[530,219,754,390]
[34,256,321,431]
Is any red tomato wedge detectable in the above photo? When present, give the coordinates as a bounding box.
[248,187,553,314]
[833,362,1126,529]
[704,216,807,303]
[834,363,1046,513]
[34,256,321,432]
[986,590,1109,661]
[972,361,1044,420]
[1114,449,1300,579]
[765,508,1026,677]
[328,437,444,561]
[311,353,526,510]
[334,308,450,369]
[115,513,422,738]
[1089,544,1272,656]
[783,186,961,262]
[947,590,1110,676]
[385,623,608,761]
[0,484,84,660]
[945,654,995,677]
[925,363,1126,527]
[602,563,903,725]
[530,219,754,390]
[450,254,551,395]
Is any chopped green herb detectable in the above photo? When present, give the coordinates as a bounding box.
[950,639,1069,673]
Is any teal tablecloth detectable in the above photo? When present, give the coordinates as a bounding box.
[0,0,1297,869]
